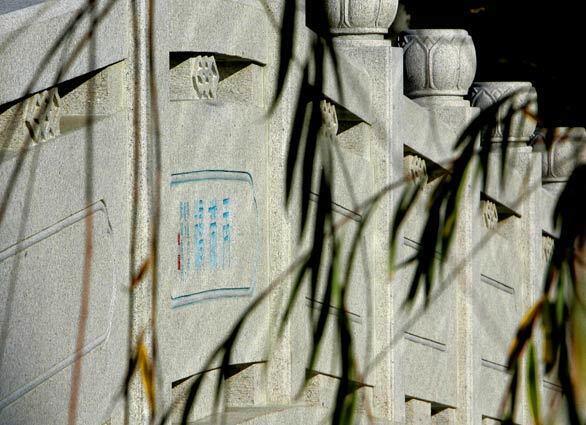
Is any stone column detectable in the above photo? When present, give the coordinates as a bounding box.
[312,2,402,422]
[399,27,479,424]
[470,81,540,424]
[534,127,586,410]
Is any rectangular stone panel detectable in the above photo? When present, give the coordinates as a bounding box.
[397,234,454,356]
[403,340,456,408]
[288,195,372,386]
[161,89,268,384]
[0,107,130,425]
[476,215,523,367]
[169,170,258,307]
[477,365,515,423]
[474,276,518,368]
[0,202,114,411]
[479,217,520,282]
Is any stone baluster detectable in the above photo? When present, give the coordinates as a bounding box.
[398,29,477,107]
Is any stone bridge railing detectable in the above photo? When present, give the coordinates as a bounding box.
[0,1,582,424]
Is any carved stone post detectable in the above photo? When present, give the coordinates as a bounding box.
[399,28,479,425]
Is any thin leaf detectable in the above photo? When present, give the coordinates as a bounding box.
[308,168,332,319]
[137,340,156,416]
[332,289,356,425]
[279,257,310,336]
[271,0,296,110]
[507,298,543,368]
[306,238,338,378]
[501,362,520,425]
[179,372,207,425]
[285,64,310,205]
[299,41,324,238]
[558,319,582,425]
[389,180,422,275]
[131,256,151,289]
[526,341,541,425]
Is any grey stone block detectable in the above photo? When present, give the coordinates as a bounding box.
[432,407,456,425]
[406,398,431,424]
[0,112,130,424]
[169,0,267,65]
[0,0,127,105]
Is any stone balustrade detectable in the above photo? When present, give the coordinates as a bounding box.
[0,2,578,425]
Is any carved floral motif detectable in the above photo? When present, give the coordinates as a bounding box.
[193,55,219,99]
[403,154,428,185]
[481,200,498,229]
[319,100,338,143]
[24,88,61,143]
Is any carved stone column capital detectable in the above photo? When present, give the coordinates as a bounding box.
[537,127,586,184]
[470,81,537,143]
[398,29,476,102]
[321,0,398,38]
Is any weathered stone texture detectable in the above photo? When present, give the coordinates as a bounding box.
[0,1,566,424]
